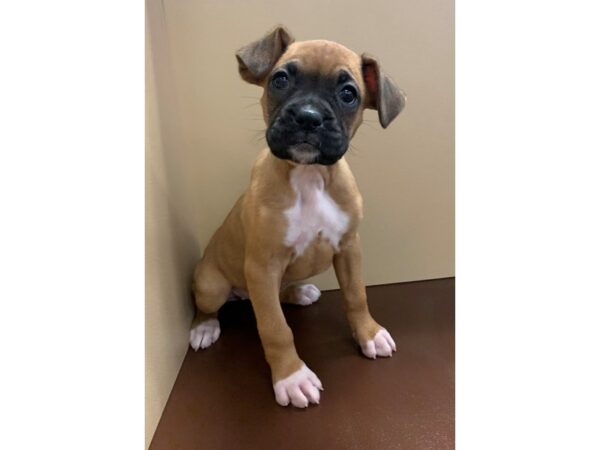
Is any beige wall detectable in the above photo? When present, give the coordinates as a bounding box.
[145,7,196,447]
[146,0,453,446]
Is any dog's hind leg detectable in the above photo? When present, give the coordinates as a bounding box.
[189,257,231,351]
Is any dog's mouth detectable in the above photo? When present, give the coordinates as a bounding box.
[266,122,347,166]
[288,142,320,164]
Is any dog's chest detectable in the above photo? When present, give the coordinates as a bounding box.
[283,166,350,257]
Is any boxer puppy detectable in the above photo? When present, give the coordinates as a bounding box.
[190,26,406,408]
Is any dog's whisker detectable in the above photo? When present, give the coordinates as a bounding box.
[252,131,267,143]
[347,143,362,157]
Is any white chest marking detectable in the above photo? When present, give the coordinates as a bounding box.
[284,166,350,257]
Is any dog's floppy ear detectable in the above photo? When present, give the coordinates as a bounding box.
[361,54,407,128]
[236,26,294,85]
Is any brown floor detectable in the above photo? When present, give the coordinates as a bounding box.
[150,278,455,450]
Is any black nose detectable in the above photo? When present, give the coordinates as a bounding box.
[293,105,323,131]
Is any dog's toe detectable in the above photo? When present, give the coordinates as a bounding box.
[189,319,221,351]
[360,328,396,359]
[291,284,322,306]
[273,364,323,408]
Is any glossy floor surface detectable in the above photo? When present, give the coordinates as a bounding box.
[150,278,455,450]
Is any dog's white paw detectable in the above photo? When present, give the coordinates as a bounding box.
[189,319,221,351]
[273,364,323,408]
[287,284,321,306]
[360,328,397,359]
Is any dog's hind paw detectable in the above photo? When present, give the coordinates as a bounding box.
[189,319,221,350]
[284,284,321,306]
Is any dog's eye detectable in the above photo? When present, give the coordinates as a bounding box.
[339,86,358,105]
[271,72,289,90]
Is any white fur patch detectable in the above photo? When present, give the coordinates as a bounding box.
[284,284,321,306]
[273,364,323,408]
[189,319,221,351]
[360,328,397,359]
[284,166,350,257]
[289,145,319,164]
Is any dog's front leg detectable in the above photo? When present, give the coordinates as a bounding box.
[334,232,397,358]
[244,255,323,408]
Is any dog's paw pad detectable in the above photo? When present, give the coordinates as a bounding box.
[361,328,396,359]
[291,284,321,306]
[189,319,220,351]
[273,364,323,408]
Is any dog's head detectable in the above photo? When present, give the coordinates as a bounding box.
[236,26,406,166]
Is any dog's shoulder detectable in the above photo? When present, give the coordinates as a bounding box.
[328,158,363,221]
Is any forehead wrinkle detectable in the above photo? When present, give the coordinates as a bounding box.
[278,40,363,81]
